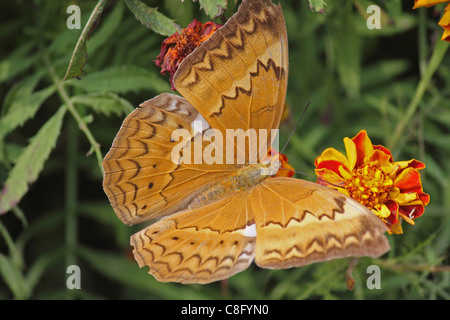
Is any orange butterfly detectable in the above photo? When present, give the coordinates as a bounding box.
[102,0,390,284]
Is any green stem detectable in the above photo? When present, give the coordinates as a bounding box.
[43,53,104,173]
[418,8,427,77]
[65,118,78,299]
[388,40,449,151]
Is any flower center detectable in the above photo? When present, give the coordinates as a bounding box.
[343,163,393,210]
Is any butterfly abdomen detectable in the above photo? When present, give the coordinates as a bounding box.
[188,164,269,210]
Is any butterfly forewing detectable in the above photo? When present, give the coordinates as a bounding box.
[173,0,288,165]
[103,93,233,225]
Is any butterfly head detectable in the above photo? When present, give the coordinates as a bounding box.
[260,149,294,177]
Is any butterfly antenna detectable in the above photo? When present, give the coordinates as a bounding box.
[280,101,311,155]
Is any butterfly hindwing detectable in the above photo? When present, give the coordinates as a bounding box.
[250,177,390,269]
[130,192,256,284]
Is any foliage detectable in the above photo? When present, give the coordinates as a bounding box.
[0,0,449,300]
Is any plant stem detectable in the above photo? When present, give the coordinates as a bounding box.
[418,8,427,77]
[377,260,450,273]
[388,40,449,151]
[43,53,104,173]
[65,117,78,299]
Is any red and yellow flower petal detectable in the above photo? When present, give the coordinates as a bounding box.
[384,201,404,234]
[352,130,375,166]
[399,204,425,220]
[343,137,358,171]
[394,192,422,205]
[395,159,426,171]
[441,28,450,41]
[274,151,295,178]
[439,3,450,28]
[315,148,350,169]
[314,147,351,183]
[413,0,449,9]
[368,149,393,169]
[439,4,450,41]
[374,145,393,162]
[394,167,425,194]
[315,159,345,177]
[266,149,295,178]
[315,167,347,186]
[374,203,392,219]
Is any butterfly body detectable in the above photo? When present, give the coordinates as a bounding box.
[188,161,276,210]
[103,0,390,284]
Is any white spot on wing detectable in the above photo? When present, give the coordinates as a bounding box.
[191,113,210,133]
[243,223,257,237]
[166,99,177,111]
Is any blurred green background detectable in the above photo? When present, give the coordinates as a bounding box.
[0,0,449,299]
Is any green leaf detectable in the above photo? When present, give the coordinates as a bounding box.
[124,0,179,36]
[332,3,361,98]
[78,246,213,299]
[0,253,30,299]
[0,42,36,84]
[64,0,108,80]
[0,220,23,268]
[0,107,67,215]
[361,59,409,89]
[0,86,55,141]
[67,65,171,94]
[25,249,63,294]
[199,0,228,18]
[88,0,124,55]
[71,92,134,116]
[308,0,327,13]
[2,70,45,117]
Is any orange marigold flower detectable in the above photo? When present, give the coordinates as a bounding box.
[314,130,430,234]
[267,148,295,178]
[413,0,450,41]
[438,3,450,41]
[413,0,448,8]
[155,19,222,90]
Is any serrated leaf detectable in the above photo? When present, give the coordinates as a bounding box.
[64,0,108,80]
[199,0,228,18]
[2,70,45,116]
[0,107,67,215]
[0,86,55,141]
[67,65,171,94]
[308,0,327,13]
[71,92,134,116]
[124,0,179,36]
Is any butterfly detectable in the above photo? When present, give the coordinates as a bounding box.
[102,0,390,284]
